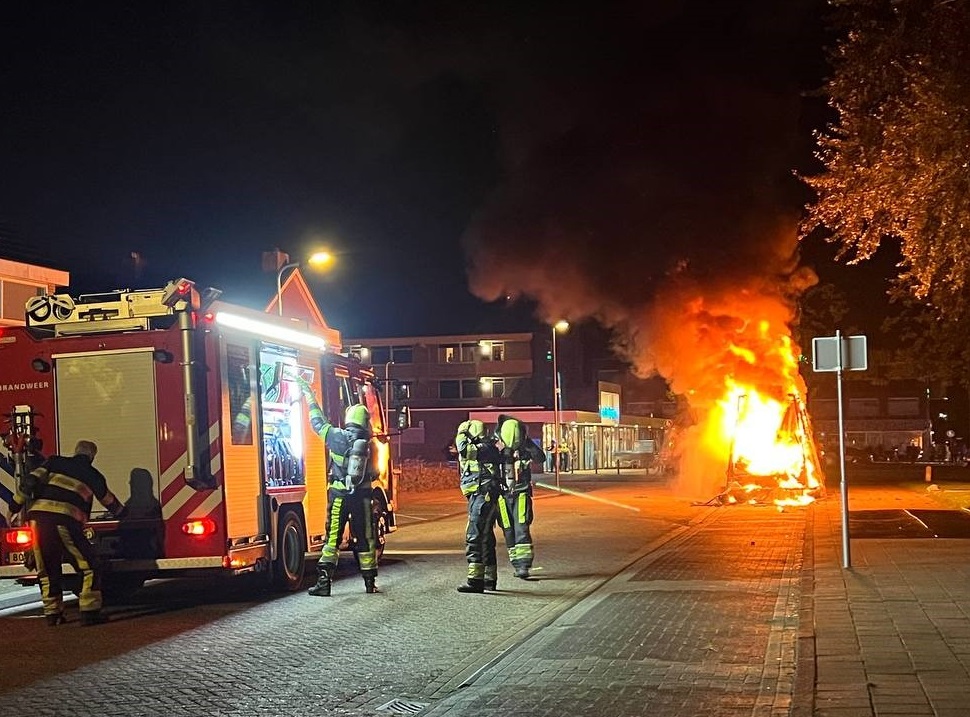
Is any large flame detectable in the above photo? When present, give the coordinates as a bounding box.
[717,383,823,507]
[642,292,826,508]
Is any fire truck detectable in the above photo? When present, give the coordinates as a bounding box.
[0,277,397,593]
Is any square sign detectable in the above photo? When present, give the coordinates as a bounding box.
[812,334,868,372]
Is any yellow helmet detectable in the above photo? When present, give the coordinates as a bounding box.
[344,404,371,434]
[466,419,486,439]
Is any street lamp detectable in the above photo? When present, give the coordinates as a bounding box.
[276,251,334,317]
[552,319,569,490]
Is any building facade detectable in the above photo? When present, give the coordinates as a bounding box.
[344,331,670,468]
[0,258,70,327]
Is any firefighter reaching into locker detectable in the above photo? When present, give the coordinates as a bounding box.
[495,414,545,579]
[7,440,127,626]
[298,380,381,596]
[455,419,508,593]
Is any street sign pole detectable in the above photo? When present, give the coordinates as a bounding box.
[835,330,851,568]
[812,331,868,569]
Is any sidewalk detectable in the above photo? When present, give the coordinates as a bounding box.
[418,482,970,716]
[0,579,39,612]
[811,488,970,717]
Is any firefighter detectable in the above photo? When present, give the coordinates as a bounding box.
[305,400,382,596]
[455,419,508,593]
[8,440,126,626]
[495,414,546,579]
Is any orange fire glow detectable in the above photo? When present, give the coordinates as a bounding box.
[711,381,823,507]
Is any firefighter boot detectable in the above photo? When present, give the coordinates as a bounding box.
[80,610,109,626]
[484,566,497,591]
[362,569,380,594]
[457,579,485,594]
[308,564,334,597]
[45,612,66,627]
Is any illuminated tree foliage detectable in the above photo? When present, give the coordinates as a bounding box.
[803,0,970,319]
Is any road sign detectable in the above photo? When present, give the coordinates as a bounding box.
[812,334,868,372]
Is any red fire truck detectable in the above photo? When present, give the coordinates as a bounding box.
[0,278,397,593]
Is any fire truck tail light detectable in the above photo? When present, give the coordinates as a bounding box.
[181,518,217,537]
[3,528,34,549]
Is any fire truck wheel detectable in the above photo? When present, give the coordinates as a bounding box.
[273,509,307,592]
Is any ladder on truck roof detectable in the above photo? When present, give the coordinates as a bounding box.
[24,279,197,337]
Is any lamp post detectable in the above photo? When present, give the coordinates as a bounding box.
[276,251,334,317]
[552,320,569,490]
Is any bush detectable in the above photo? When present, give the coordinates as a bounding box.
[397,461,458,493]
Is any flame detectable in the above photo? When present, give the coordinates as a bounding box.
[712,382,823,506]
[374,437,390,477]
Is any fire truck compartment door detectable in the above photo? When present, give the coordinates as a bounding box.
[53,349,160,507]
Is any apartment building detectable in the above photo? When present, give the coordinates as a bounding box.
[805,346,949,460]
[345,331,670,468]
[344,332,541,461]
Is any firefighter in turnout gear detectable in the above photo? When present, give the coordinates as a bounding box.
[304,397,381,596]
[8,440,126,626]
[455,419,508,593]
[495,414,545,579]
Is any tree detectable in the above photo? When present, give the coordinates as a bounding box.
[882,292,970,390]
[794,282,851,357]
[802,0,970,320]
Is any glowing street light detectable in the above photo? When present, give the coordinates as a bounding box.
[277,251,334,317]
[552,319,569,489]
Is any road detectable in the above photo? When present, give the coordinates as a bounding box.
[6,467,962,716]
[0,472,706,714]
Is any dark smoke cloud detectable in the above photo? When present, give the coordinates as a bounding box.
[448,0,825,496]
[451,0,823,368]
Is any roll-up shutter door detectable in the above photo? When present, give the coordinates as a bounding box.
[54,349,159,506]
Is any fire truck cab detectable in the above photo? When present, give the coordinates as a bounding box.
[0,278,396,593]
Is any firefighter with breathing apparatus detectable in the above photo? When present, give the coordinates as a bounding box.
[302,391,381,596]
[495,414,545,579]
[455,419,509,593]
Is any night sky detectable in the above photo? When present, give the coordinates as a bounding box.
[0,1,851,341]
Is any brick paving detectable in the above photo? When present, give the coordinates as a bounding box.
[811,488,970,717]
[420,505,805,716]
[4,477,970,716]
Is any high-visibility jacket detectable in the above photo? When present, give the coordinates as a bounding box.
[16,454,124,524]
[496,416,545,491]
[456,422,502,496]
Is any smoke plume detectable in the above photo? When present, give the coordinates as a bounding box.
[461,3,823,497]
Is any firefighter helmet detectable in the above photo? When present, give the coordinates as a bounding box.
[345,404,371,435]
[466,419,486,439]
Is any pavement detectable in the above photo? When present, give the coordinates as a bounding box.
[409,474,970,716]
[3,472,970,716]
